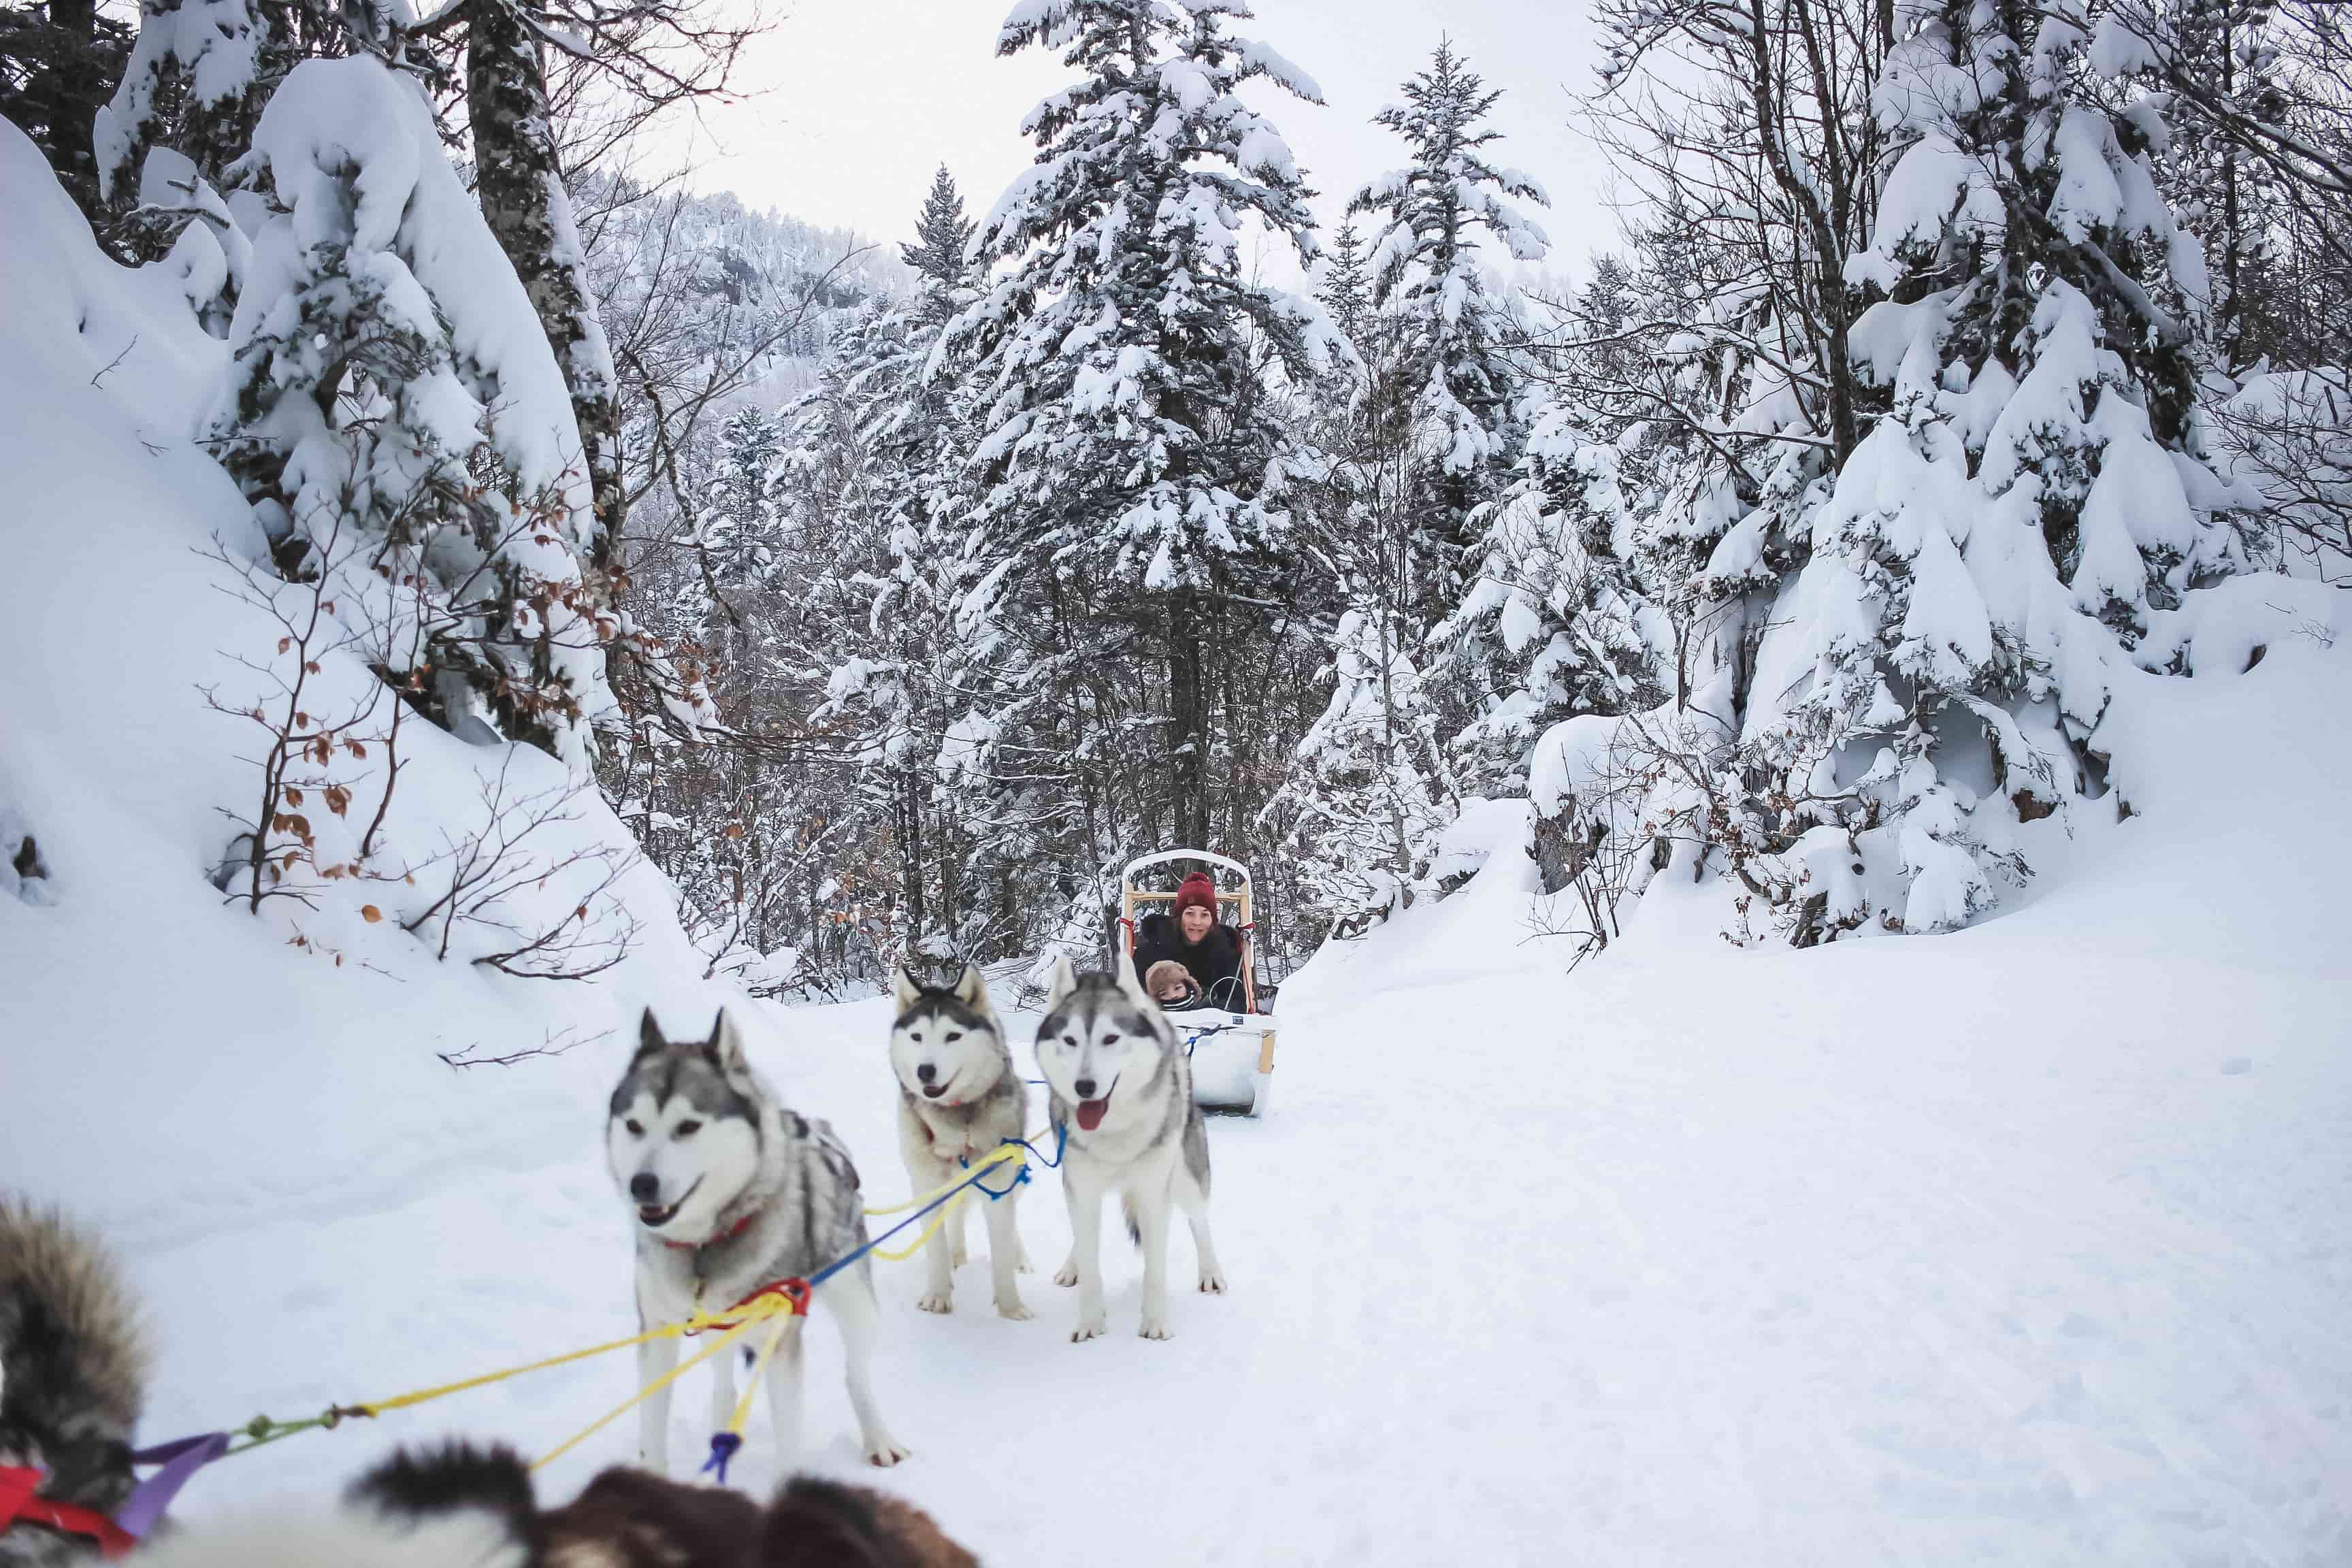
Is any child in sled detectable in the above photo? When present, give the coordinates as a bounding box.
[1145,960,1206,1011]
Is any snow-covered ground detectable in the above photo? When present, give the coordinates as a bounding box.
[5,115,2351,1566]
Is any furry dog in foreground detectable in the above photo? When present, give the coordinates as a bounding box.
[608,1009,906,1470]
[0,1196,146,1567]
[1034,958,1226,1343]
[888,965,1031,1320]
[119,1443,975,1568]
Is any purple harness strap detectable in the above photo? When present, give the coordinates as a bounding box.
[114,1433,231,1539]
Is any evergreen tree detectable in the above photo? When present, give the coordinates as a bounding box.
[1264,597,1458,930]
[900,163,975,322]
[210,55,613,762]
[0,0,133,217]
[1349,39,1550,625]
[1428,402,1661,796]
[1731,0,2241,937]
[1317,217,1372,354]
[941,0,1348,860]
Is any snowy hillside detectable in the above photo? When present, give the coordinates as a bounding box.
[7,100,2351,1565]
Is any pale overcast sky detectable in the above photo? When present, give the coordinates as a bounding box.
[649,0,1616,291]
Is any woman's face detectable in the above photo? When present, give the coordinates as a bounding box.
[1180,903,1214,942]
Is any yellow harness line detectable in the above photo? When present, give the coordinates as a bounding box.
[530,1306,777,1472]
[860,1141,1027,1215]
[721,1308,799,1441]
[351,1293,797,1422]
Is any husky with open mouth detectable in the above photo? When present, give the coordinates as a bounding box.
[887,965,1032,1320]
[608,1009,906,1471]
[1033,958,1225,1343]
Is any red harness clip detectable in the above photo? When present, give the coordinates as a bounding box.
[0,1466,139,1559]
[687,1275,810,1336]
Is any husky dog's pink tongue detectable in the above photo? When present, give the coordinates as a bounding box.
[1075,1097,1110,1132]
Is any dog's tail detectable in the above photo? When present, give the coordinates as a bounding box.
[1121,1192,1142,1250]
[0,1194,149,1515]
[764,1476,977,1568]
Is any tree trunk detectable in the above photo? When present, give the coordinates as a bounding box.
[467,0,627,568]
[1168,591,1211,847]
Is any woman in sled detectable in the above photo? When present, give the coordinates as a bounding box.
[1130,871,1252,1013]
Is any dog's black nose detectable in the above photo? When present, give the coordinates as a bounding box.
[630,1172,659,1203]
[1073,1077,1097,1100]
[915,1062,936,1083]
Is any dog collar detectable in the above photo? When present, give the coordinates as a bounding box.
[664,1211,757,1252]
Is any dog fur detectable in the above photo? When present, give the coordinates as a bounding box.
[0,1195,148,1567]
[608,1008,906,1470]
[888,964,1032,1320]
[1033,958,1225,1342]
[124,1442,976,1568]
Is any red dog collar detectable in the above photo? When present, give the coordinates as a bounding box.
[662,1210,758,1252]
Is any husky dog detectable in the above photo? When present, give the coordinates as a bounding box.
[1033,958,1226,1342]
[0,1196,148,1567]
[887,965,1032,1320]
[608,1009,906,1470]
[125,1443,977,1568]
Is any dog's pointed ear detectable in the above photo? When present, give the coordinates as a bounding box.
[1044,953,1078,1011]
[707,1009,750,1075]
[952,962,992,1013]
[1113,952,1156,1011]
[892,964,924,1013]
[636,1007,668,1058]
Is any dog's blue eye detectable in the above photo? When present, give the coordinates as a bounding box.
[674,1120,702,1139]
[625,1120,644,1137]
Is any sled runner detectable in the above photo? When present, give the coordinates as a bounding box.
[1120,849,1277,1117]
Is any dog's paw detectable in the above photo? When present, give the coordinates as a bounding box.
[1198,1269,1226,1294]
[864,1436,911,1468]
[1053,1256,1079,1288]
[1139,1318,1172,1341]
[996,1296,1034,1322]
[915,1292,953,1314]
[1071,1314,1106,1343]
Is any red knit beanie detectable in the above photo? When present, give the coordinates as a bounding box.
[1173,872,1218,919]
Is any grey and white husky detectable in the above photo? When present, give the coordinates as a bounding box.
[887,965,1032,1320]
[607,1009,906,1470]
[1034,958,1226,1343]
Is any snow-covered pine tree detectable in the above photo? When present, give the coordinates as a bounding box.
[93,0,415,212]
[702,404,783,594]
[1428,399,1661,796]
[0,0,133,217]
[210,53,615,762]
[1349,39,1550,627]
[900,163,975,325]
[1317,216,1373,355]
[940,0,1348,865]
[1725,0,2242,938]
[1264,595,1458,932]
